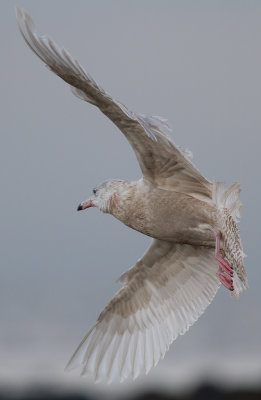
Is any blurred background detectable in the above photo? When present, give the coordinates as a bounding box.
[1,0,261,399]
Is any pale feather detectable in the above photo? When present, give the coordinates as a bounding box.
[65,240,220,382]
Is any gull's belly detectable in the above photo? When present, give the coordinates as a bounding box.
[147,220,215,246]
[124,191,217,247]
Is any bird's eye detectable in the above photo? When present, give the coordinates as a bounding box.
[93,189,97,195]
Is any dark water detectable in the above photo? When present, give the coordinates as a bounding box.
[1,383,261,400]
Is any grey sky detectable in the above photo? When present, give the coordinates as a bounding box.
[1,0,261,395]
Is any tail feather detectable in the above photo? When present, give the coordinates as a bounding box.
[212,180,247,298]
[212,180,242,222]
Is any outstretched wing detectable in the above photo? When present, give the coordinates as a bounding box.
[66,240,220,382]
[16,8,212,200]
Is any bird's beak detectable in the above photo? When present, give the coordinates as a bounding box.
[77,199,94,211]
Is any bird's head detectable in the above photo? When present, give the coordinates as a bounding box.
[77,179,129,214]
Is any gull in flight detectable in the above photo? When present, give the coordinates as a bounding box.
[16,8,248,383]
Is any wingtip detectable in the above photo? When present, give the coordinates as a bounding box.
[14,5,21,21]
[64,361,77,374]
[21,8,36,33]
[64,356,75,373]
[64,363,71,373]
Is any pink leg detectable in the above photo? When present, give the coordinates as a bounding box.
[211,228,234,291]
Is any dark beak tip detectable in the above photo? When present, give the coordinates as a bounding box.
[77,204,83,211]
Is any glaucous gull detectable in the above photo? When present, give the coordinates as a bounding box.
[16,8,248,383]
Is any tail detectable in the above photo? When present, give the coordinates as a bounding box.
[212,181,248,298]
[212,181,242,222]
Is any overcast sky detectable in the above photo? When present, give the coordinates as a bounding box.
[1,0,261,396]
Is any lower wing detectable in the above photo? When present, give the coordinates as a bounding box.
[66,240,220,382]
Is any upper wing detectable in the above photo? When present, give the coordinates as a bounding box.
[66,240,220,382]
[16,8,212,200]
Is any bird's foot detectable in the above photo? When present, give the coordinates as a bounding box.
[216,266,234,291]
[211,227,234,291]
[215,251,233,277]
